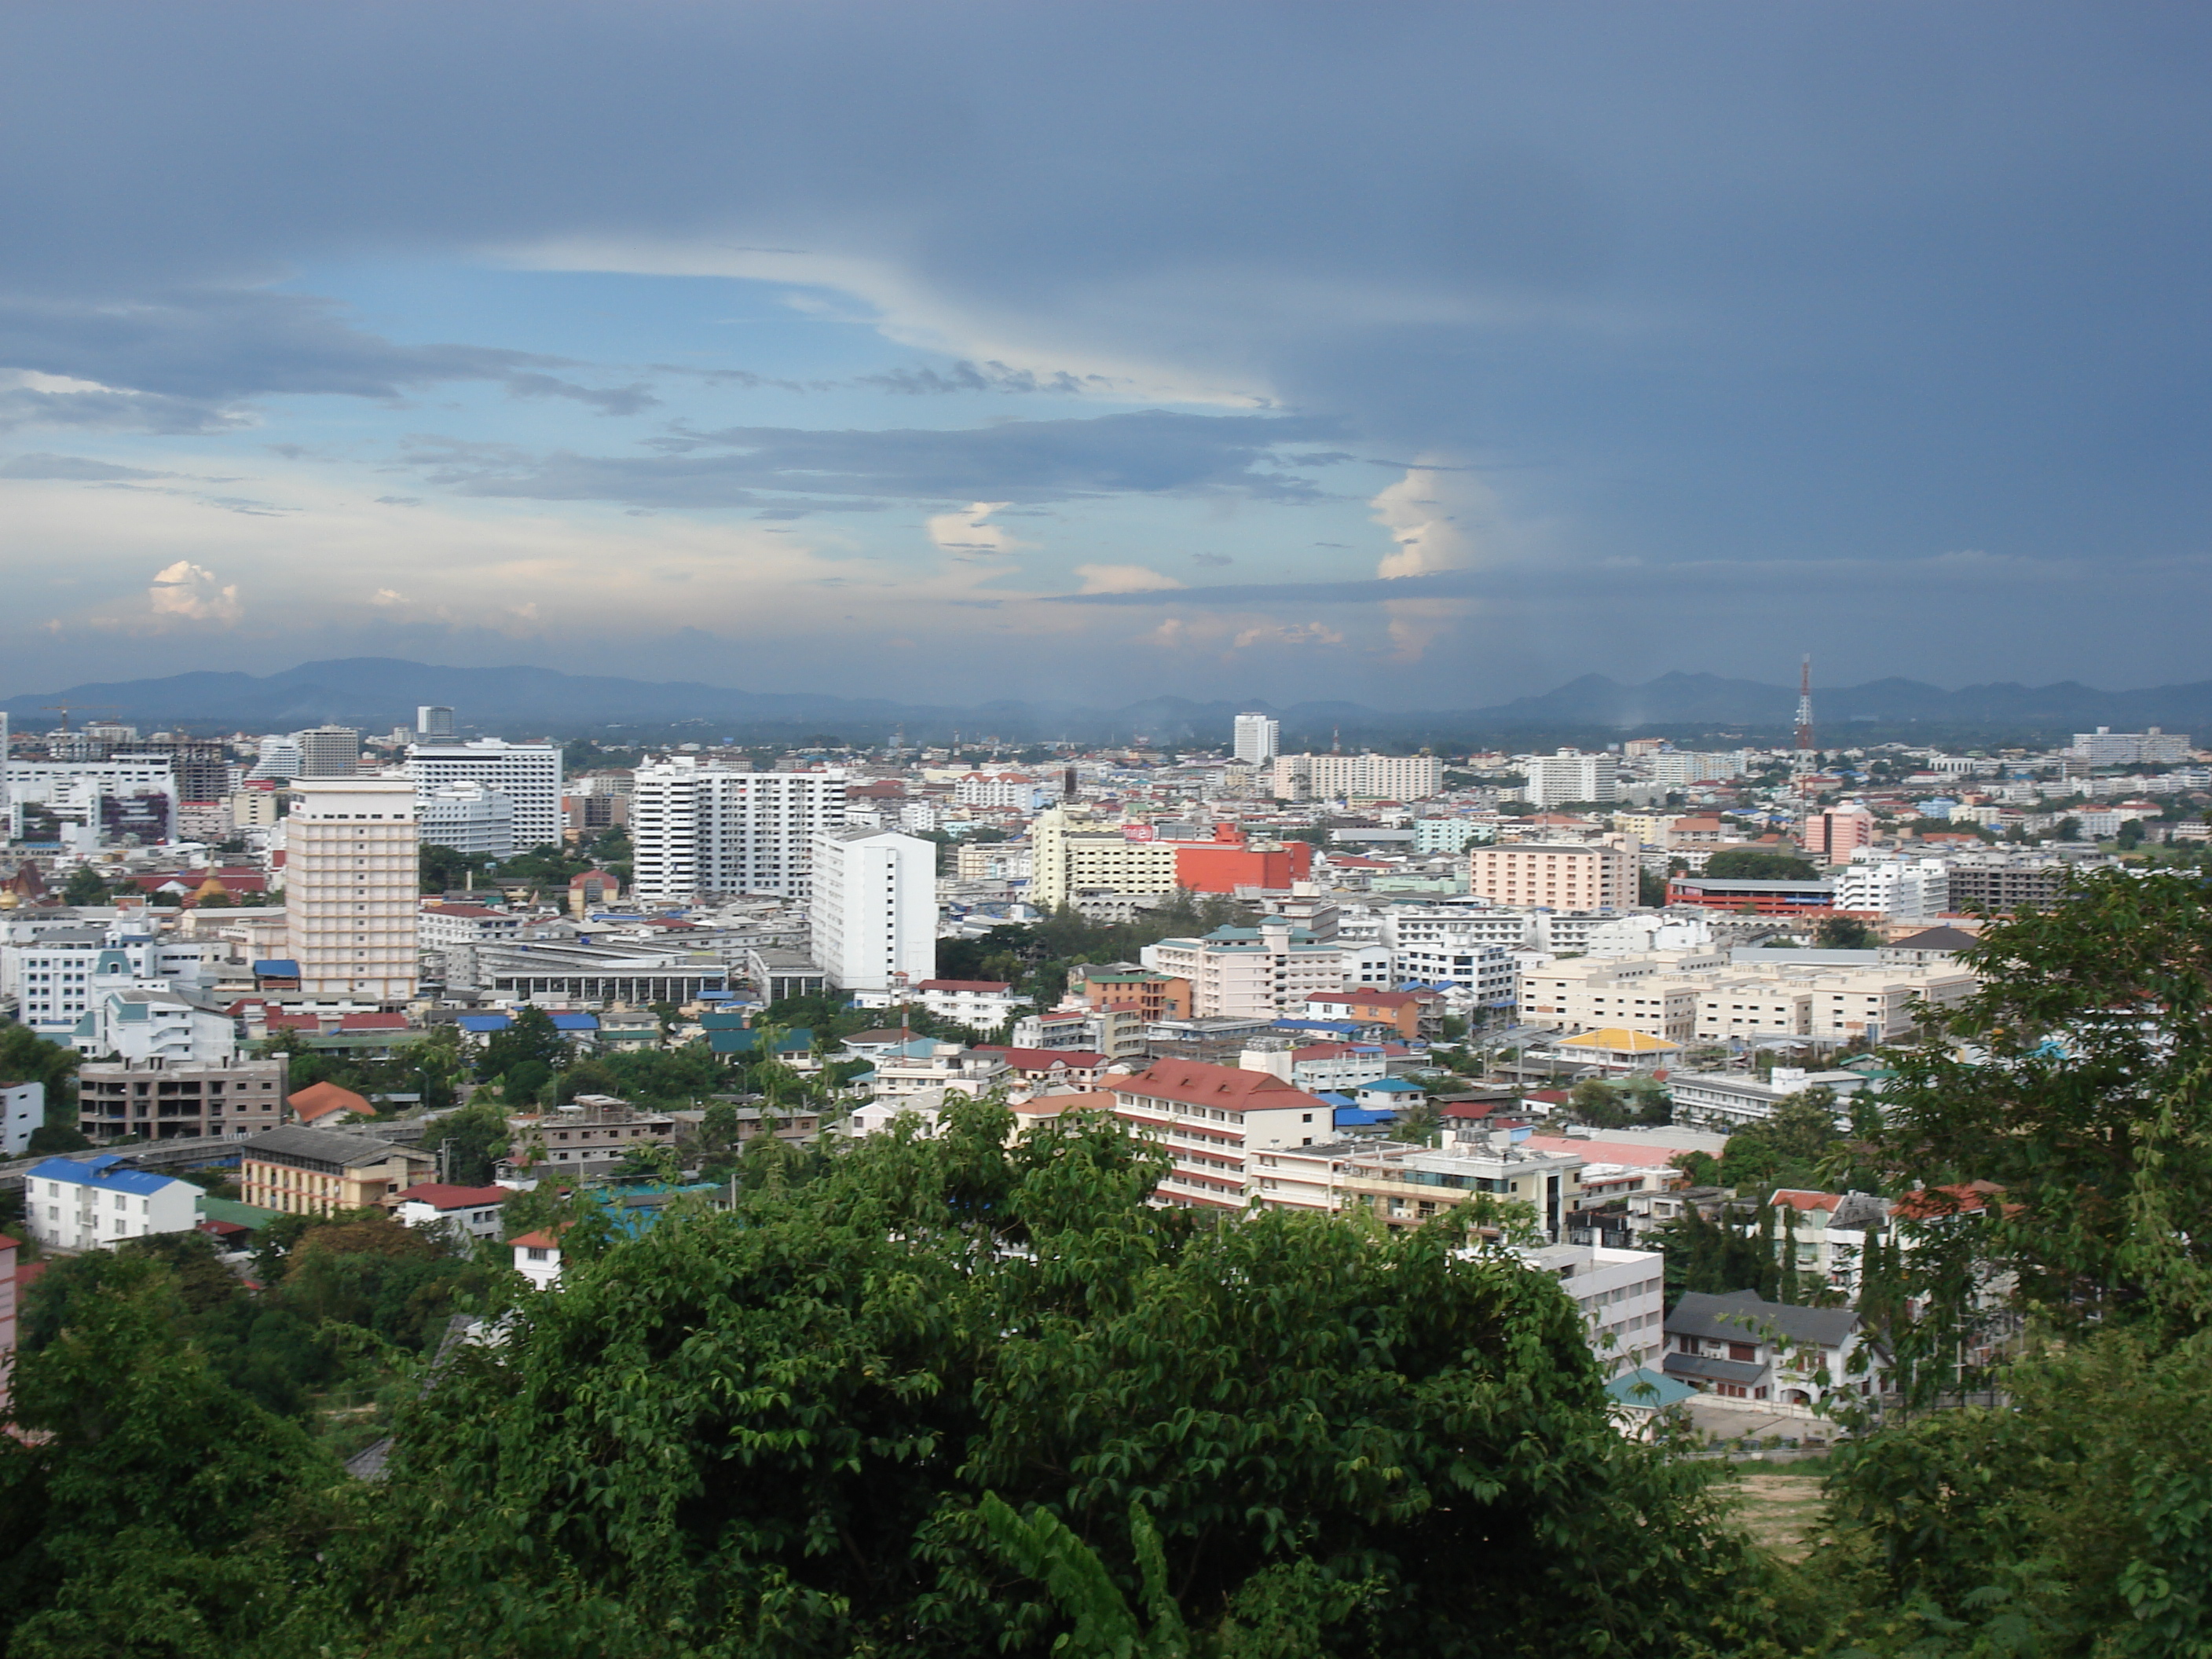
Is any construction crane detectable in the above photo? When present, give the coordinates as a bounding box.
[1794,657,1815,753]
[43,703,122,734]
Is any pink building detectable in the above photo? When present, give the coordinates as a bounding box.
[1804,804,1877,861]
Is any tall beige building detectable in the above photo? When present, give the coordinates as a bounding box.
[284,778,419,999]
[1029,807,1179,912]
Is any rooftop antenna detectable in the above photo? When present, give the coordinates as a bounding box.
[1795,656,1815,753]
[1331,724,1342,754]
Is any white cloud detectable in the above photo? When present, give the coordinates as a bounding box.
[1369,463,1500,579]
[1075,562,1185,595]
[147,559,241,622]
[925,500,1031,557]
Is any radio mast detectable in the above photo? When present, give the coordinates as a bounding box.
[1795,656,1815,753]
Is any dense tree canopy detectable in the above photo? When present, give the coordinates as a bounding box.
[0,1104,1785,1657]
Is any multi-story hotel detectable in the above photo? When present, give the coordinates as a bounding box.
[284,778,419,998]
[630,759,847,903]
[1469,838,1639,911]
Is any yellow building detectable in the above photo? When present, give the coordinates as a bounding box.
[1029,807,1178,911]
[240,1125,435,1217]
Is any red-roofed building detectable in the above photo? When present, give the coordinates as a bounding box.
[338,1011,409,1032]
[510,1225,569,1290]
[288,1079,371,1126]
[392,1182,512,1239]
[1108,1058,1336,1209]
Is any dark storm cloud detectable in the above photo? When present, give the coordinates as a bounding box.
[2,2,2211,680]
[410,411,1345,507]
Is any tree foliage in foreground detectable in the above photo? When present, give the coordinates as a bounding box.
[0,1104,1787,1657]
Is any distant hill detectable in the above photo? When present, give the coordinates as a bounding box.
[5,657,2209,743]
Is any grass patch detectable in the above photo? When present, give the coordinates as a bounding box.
[1726,1467,1829,1564]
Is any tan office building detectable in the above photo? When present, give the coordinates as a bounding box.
[284,778,419,998]
[240,1126,435,1216]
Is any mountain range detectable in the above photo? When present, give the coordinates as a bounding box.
[5,660,2209,744]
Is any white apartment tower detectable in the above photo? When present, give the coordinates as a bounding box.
[416,705,456,739]
[293,725,363,779]
[419,779,515,858]
[631,759,847,903]
[1272,753,1445,801]
[809,826,938,993]
[1524,750,1618,809]
[1232,713,1281,766]
[284,778,419,999]
[408,738,564,853]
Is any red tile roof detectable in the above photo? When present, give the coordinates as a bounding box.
[339,1012,409,1031]
[394,1182,511,1210]
[289,1080,371,1121]
[974,1047,1108,1069]
[1115,1058,1328,1113]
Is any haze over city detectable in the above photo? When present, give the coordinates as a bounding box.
[5,2,2211,706]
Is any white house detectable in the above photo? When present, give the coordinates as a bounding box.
[510,1227,566,1290]
[23,1154,200,1251]
[1662,1289,1889,1408]
[393,1181,512,1240]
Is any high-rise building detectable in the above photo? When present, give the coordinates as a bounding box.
[251,735,302,781]
[293,726,363,778]
[1271,753,1445,802]
[408,739,563,854]
[809,826,938,993]
[630,759,846,903]
[1523,750,1618,809]
[1029,806,1179,910]
[2071,727,2192,764]
[130,739,229,804]
[284,778,419,998]
[1804,804,1877,862]
[416,705,456,739]
[419,780,515,857]
[1232,713,1280,766]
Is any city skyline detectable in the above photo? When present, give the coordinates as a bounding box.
[5,5,2211,705]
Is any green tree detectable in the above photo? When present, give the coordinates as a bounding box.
[1862,868,2212,1390]
[317,1102,1782,1655]
[1815,914,1879,949]
[0,1250,342,1654]
[1703,848,1818,881]
[60,863,112,906]
[0,1022,85,1152]
[476,1005,572,1083]
[425,1100,512,1185]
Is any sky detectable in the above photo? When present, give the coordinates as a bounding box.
[3,1,2210,710]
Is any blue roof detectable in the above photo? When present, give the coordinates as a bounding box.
[548,1013,599,1031]
[28,1154,182,1197]
[456,1013,512,1033]
[1272,1019,1360,1035]
[1357,1078,1426,1095]
[253,959,301,976]
[1605,1368,1698,1410]
[1332,1106,1397,1126]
